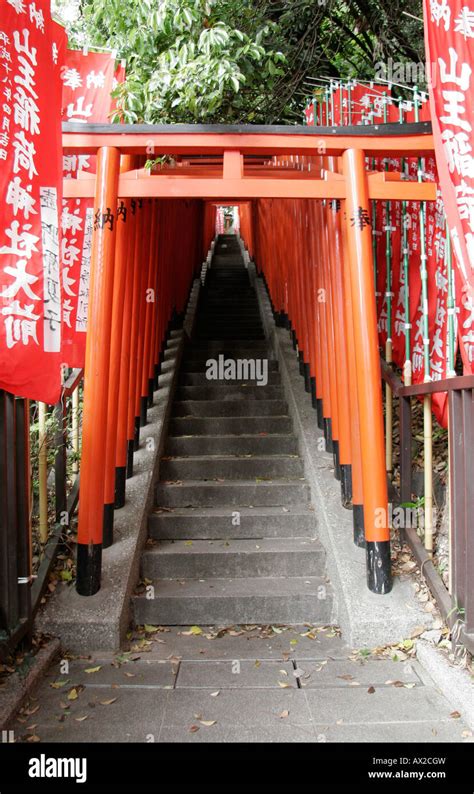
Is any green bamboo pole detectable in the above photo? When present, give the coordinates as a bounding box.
[414,86,433,555]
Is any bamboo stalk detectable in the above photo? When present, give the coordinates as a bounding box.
[72,386,80,475]
[38,401,48,545]
[414,87,433,555]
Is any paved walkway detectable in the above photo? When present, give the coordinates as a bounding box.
[11,626,471,743]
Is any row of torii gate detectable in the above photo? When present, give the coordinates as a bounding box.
[63,120,437,596]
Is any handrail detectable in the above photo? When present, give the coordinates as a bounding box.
[380,359,474,396]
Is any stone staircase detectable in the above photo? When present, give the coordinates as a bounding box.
[132,234,333,626]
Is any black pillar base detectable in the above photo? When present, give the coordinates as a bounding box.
[353,504,365,547]
[114,466,126,509]
[333,440,341,480]
[291,330,297,350]
[76,543,102,596]
[316,399,324,429]
[147,378,154,408]
[366,540,393,594]
[323,417,334,453]
[310,377,317,409]
[103,503,114,549]
[153,362,160,391]
[298,354,305,377]
[340,463,352,508]
[133,416,140,451]
[303,363,311,393]
[126,439,134,479]
[285,315,291,331]
[140,396,148,428]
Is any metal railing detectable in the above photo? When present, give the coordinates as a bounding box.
[381,362,474,653]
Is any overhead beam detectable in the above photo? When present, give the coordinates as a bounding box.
[63,174,437,201]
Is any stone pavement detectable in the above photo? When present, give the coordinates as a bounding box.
[11,627,472,743]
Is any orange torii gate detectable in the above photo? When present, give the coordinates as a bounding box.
[62,121,437,598]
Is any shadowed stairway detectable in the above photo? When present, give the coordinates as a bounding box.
[132,235,333,625]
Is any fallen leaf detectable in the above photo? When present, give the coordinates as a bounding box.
[450,711,461,719]
[182,625,202,636]
[367,686,375,694]
[255,660,261,668]
[59,701,70,710]
[199,720,216,727]
[124,672,135,678]
[67,689,79,701]
[24,705,40,715]
[290,639,298,646]
[189,725,199,733]
[100,698,117,706]
[210,691,220,697]
[26,735,40,743]
[144,625,160,633]
[278,669,287,676]
[50,679,70,689]
[279,710,290,719]
[75,716,88,722]
[84,666,101,674]
[278,681,292,688]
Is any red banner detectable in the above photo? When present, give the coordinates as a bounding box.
[424,0,474,372]
[0,0,63,404]
[60,50,119,367]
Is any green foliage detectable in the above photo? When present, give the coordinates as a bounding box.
[54,0,425,124]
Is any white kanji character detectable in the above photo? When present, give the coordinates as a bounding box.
[86,70,105,89]
[66,96,93,122]
[0,259,40,300]
[0,219,39,259]
[6,176,37,219]
[62,266,76,297]
[13,85,40,134]
[6,0,26,13]
[462,293,474,328]
[440,90,472,132]
[12,130,37,179]
[63,298,74,328]
[13,28,37,65]
[61,237,80,268]
[454,6,474,39]
[2,301,39,347]
[456,180,474,232]
[52,42,58,65]
[0,130,8,147]
[29,2,44,32]
[61,67,82,90]
[0,33,10,46]
[61,205,83,234]
[431,327,444,358]
[430,0,451,30]
[438,47,472,90]
[0,149,7,161]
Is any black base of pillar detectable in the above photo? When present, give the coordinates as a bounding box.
[140,396,148,427]
[114,466,126,509]
[291,330,297,350]
[333,440,341,480]
[340,463,352,508]
[285,315,291,330]
[304,363,311,393]
[366,540,393,594]
[353,504,365,547]
[126,439,134,479]
[153,362,160,391]
[298,355,305,377]
[103,503,114,549]
[316,399,324,429]
[133,416,140,451]
[76,543,102,596]
[310,377,317,409]
[323,418,334,453]
[147,378,154,408]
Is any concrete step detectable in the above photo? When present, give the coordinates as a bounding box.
[172,400,288,417]
[141,538,325,579]
[160,454,304,481]
[165,434,298,456]
[149,505,316,539]
[196,333,266,340]
[132,576,333,625]
[155,479,310,507]
[189,341,270,351]
[179,371,281,386]
[175,386,284,401]
[168,416,293,435]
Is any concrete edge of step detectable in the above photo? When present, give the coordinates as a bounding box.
[34,279,201,654]
[0,637,61,732]
[415,640,474,731]
[254,274,436,649]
